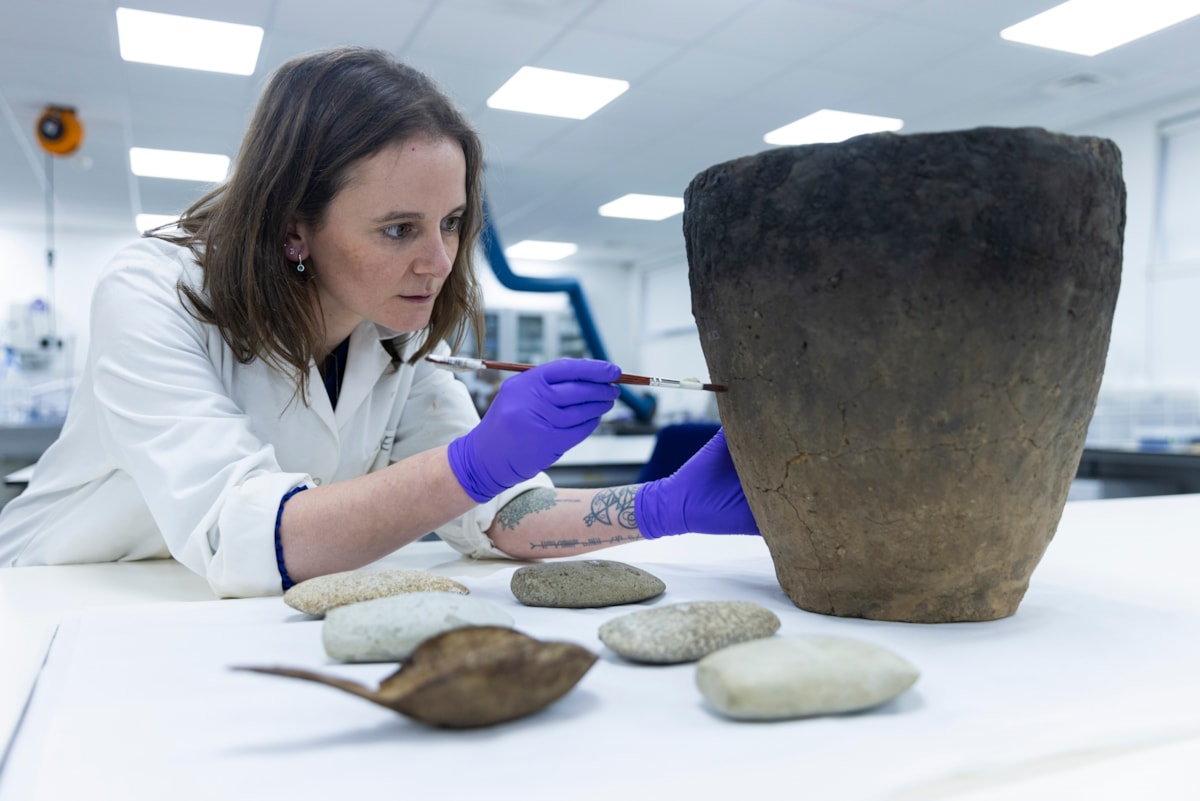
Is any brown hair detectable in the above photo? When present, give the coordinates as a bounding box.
[156,47,484,400]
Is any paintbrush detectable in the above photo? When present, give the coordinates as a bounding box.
[425,354,728,392]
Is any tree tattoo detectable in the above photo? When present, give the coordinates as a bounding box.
[495,489,563,531]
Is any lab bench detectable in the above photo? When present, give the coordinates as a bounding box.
[546,433,654,487]
[7,438,1200,505]
[1076,446,1200,496]
[0,423,60,459]
[1,493,1198,800]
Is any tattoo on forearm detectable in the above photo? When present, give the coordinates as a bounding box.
[496,489,568,531]
[529,534,641,550]
[495,486,643,549]
[583,486,638,530]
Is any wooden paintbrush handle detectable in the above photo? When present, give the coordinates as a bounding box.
[478,360,727,392]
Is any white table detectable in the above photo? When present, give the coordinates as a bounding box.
[2,494,1199,800]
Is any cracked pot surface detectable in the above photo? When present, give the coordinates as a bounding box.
[685,127,1125,622]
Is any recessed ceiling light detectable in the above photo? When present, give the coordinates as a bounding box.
[764,109,904,146]
[129,147,230,182]
[116,7,263,75]
[504,240,579,261]
[487,66,629,120]
[1001,0,1200,56]
[598,194,685,221]
[135,213,179,232]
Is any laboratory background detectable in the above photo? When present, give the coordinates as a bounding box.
[3,3,1200,799]
[3,0,1200,502]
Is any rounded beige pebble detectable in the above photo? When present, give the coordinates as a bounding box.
[599,600,780,664]
[695,635,920,720]
[283,568,469,617]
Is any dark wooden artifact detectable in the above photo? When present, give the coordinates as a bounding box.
[685,127,1125,623]
[238,626,597,727]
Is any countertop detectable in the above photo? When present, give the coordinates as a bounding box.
[1,494,1198,800]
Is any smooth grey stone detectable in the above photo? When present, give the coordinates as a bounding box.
[510,559,665,608]
[598,600,780,664]
[284,568,468,617]
[322,592,513,663]
[686,127,1124,622]
[695,635,920,720]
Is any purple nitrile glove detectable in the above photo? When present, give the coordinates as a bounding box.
[449,358,622,502]
[635,428,760,539]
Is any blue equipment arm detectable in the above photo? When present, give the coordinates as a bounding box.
[479,200,656,423]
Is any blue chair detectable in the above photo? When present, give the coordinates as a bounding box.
[636,423,721,483]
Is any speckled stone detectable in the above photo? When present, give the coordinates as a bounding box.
[322,592,513,663]
[598,600,780,664]
[283,569,469,617]
[695,635,920,720]
[510,560,666,608]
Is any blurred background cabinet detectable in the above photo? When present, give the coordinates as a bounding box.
[455,308,586,416]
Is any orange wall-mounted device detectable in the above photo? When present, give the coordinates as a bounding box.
[36,105,85,156]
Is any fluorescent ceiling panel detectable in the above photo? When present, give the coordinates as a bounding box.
[130,147,230,182]
[1000,0,1200,56]
[116,7,263,75]
[504,240,578,260]
[135,213,178,232]
[598,193,684,221]
[487,66,629,119]
[764,109,904,146]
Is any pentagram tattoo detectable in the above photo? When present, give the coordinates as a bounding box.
[583,486,638,530]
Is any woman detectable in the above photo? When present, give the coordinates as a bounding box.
[0,47,756,597]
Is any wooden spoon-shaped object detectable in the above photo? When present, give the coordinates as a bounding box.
[236,626,597,728]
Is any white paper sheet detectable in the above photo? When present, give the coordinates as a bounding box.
[0,560,213,766]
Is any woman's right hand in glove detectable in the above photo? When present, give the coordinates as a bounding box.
[448,358,621,502]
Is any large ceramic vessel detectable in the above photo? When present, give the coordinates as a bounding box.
[685,127,1125,623]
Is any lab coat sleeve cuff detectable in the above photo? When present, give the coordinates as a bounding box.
[433,472,555,559]
[182,472,312,598]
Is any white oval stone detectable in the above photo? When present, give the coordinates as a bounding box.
[322,592,514,663]
[695,635,920,720]
[284,569,469,617]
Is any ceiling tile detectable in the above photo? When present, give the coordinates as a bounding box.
[702,0,877,58]
[408,3,564,70]
[115,0,276,27]
[579,0,758,44]
[533,27,680,80]
[640,47,791,100]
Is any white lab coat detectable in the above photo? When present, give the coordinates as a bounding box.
[0,237,550,597]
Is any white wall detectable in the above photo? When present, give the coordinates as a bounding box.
[635,260,717,424]
[1067,93,1200,395]
[0,221,135,375]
